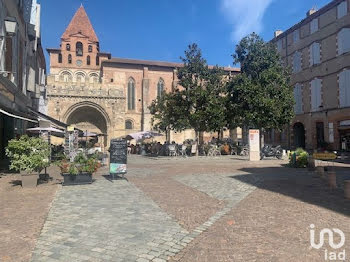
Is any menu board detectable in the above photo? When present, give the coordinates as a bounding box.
[109,139,127,174]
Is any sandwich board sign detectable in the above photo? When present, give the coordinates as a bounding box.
[109,139,127,178]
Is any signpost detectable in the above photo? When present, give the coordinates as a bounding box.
[249,129,260,161]
[312,152,337,160]
[109,139,127,179]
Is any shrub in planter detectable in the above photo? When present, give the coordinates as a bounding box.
[5,135,50,187]
[289,148,309,168]
[58,153,100,185]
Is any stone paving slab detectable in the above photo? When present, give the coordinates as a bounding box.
[31,179,188,261]
[174,173,261,204]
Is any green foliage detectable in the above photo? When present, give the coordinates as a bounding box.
[227,33,294,130]
[5,135,50,174]
[289,148,309,168]
[57,152,100,175]
[149,43,228,135]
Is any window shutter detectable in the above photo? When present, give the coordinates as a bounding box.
[311,80,316,111]
[317,79,322,109]
[310,19,318,34]
[294,84,303,114]
[346,70,350,106]
[314,43,320,64]
[344,29,350,53]
[338,1,348,19]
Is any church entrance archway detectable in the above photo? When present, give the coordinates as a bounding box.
[293,122,305,149]
[64,102,110,149]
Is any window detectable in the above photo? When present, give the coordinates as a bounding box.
[88,45,92,52]
[337,1,348,19]
[276,39,282,51]
[294,83,303,114]
[76,72,85,83]
[58,53,62,63]
[157,78,164,97]
[68,54,72,64]
[339,69,350,107]
[66,43,70,51]
[96,56,99,65]
[61,71,72,82]
[125,120,133,130]
[76,42,83,56]
[127,78,135,110]
[293,51,301,73]
[87,55,90,65]
[89,73,99,84]
[293,29,299,43]
[310,42,320,66]
[338,28,350,55]
[310,18,318,34]
[310,78,322,112]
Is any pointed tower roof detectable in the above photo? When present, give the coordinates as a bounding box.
[61,5,98,42]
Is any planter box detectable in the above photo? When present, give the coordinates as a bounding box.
[61,172,92,186]
[21,174,38,188]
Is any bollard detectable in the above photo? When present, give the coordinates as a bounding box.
[345,180,350,200]
[308,156,315,171]
[327,171,337,189]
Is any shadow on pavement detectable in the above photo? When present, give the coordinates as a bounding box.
[231,166,350,217]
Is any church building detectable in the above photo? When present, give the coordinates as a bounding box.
[46,5,240,148]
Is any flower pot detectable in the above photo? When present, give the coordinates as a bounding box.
[21,174,38,188]
[61,172,92,186]
[327,171,337,189]
[344,180,350,200]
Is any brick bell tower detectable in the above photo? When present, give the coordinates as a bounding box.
[47,5,110,72]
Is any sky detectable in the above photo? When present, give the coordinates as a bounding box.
[39,0,331,69]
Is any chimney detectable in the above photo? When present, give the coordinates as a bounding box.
[274,30,283,38]
[307,7,317,17]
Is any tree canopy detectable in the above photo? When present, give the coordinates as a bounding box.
[149,43,227,136]
[226,33,294,130]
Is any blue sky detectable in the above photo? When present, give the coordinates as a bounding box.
[40,0,331,69]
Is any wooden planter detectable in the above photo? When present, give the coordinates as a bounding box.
[21,174,38,188]
[61,172,92,186]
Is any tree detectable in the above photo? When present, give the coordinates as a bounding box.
[149,43,227,143]
[226,33,294,132]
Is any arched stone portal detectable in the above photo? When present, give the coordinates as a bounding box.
[293,122,306,149]
[64,102,111,148]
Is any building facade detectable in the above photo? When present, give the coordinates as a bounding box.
[0,0,46,167]
[269,0,350,151]
[46,6,240,148]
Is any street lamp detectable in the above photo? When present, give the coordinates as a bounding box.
[4,17,17,36]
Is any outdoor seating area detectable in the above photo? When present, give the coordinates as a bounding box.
[127,138,251,157]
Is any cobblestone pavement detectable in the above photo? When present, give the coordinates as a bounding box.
[31,179,188,262]
[25,156,350,261]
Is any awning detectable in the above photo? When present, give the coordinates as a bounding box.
[0,108,37,123]
[27,108,68,129]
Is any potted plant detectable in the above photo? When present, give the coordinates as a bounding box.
[5,135,50,188]
[58,153,99,185]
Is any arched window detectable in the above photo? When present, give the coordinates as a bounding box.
[76,72,85,83]
[58,53,62,63]
[76,42,83,56]
[61,71,72,82]
[127,78,135,110]
[68,54,72,64]
[89,73,99,84]
[87,55,90,65]
[96,56,100,66]
[88,45,92,52]
[66,43,70,51]
[125,120,133,130]
[157,78,164,97]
